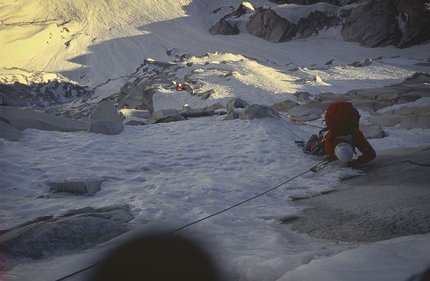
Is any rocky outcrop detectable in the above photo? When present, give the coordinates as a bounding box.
[0,77,88,109]
[217,0,430,48]
[209,19,240,35]
[393,0,430,48]
[89,101,124,135]
[246,5,345,43]
[246,8,298,43]
[209,2,255,35]
[341,1,402,47]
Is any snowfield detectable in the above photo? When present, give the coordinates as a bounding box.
[1,0,430,281]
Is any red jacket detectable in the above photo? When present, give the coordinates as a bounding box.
[325,127,376,165]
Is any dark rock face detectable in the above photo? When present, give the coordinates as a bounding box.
[209,2,254,36]
[269,0,347,5]
[297,10,341,37]
[323,0,430,47]
[246,7,342,42]
[394,0,430,48]
[341,1,402,47]
[209,18,240,35]
[246,7,298,43]
[221,0,430,48]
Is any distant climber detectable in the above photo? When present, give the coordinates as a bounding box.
[300,101,376,167]
[176,83,187,91]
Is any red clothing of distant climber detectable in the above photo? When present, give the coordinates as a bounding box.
[325,127,376,165]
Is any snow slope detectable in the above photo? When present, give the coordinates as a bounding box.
[1,0,430,281]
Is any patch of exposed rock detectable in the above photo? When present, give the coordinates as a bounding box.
[0,205,133,259]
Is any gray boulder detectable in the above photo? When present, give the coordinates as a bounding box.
[89,101,124,135]
[226,98,249,114]
[118,84,156,113]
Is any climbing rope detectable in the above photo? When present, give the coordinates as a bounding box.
[55,108,330,281]
[53,157,329,281]
[278,112,325,130]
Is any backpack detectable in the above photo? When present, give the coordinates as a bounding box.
[324,102,360,134]
[296,127,328,156]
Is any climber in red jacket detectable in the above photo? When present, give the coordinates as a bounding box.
[324,101,376,167]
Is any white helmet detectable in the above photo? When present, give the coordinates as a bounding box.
[334,142,353,163]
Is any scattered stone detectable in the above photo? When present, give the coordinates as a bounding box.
[153,115,186,124]
[314,92,350,102]
[124,120,146,126]
[287,101,330,121]
[349,58,373,67]
[325,59,334,65]
[350,100,392,114]
[270,99,298,112]
[226,98,249,114]
[152,109,181,120]
[293,91,312,102]
[238,104,279,120]
[89,101,124,135]
[196,89,215,100]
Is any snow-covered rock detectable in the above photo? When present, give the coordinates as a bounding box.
[0,119,24,141]
[0,106,88,132]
